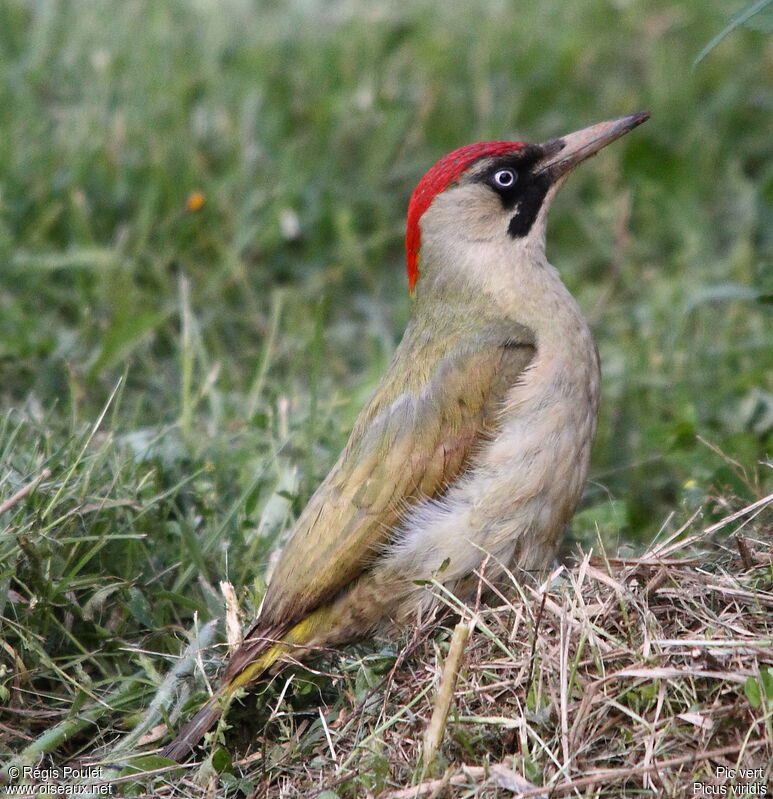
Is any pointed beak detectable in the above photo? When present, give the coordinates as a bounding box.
[536,112,650,180]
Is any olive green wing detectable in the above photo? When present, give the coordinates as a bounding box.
[166,320,536,761]
[254,320,535,631]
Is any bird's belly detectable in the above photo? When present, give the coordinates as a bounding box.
[390,350,600,582]
[473,397,597,569]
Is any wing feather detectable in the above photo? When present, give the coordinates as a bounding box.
[255,317,535,630]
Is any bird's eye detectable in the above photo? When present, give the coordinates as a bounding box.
[493,169,517,188]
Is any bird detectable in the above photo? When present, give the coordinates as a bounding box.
[163,112,649,760]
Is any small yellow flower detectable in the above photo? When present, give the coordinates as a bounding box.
[186,191,206,212]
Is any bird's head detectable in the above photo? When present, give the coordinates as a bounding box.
[405,113,649,297]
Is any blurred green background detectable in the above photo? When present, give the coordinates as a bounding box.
[0,0,770,759]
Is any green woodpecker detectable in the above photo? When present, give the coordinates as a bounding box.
[163,112,649,760]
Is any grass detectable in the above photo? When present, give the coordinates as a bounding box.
[184,518,770,799]
[0,0,771,796]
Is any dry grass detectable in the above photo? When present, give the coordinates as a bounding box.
[3,496,771,798]
[92,495,773,799]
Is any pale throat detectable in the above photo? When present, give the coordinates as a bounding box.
[481,235,601,415]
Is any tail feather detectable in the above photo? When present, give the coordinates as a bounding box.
[162,593,362,760]
[162,641,287,761]
[162,698,224,761]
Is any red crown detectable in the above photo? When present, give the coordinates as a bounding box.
[405,141,526,292]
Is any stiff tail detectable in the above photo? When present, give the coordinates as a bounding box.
[161,640,287,761]
[162,607,339,761]
[162,697,225,762]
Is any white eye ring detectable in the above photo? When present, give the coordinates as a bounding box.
[493,169,516,188]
